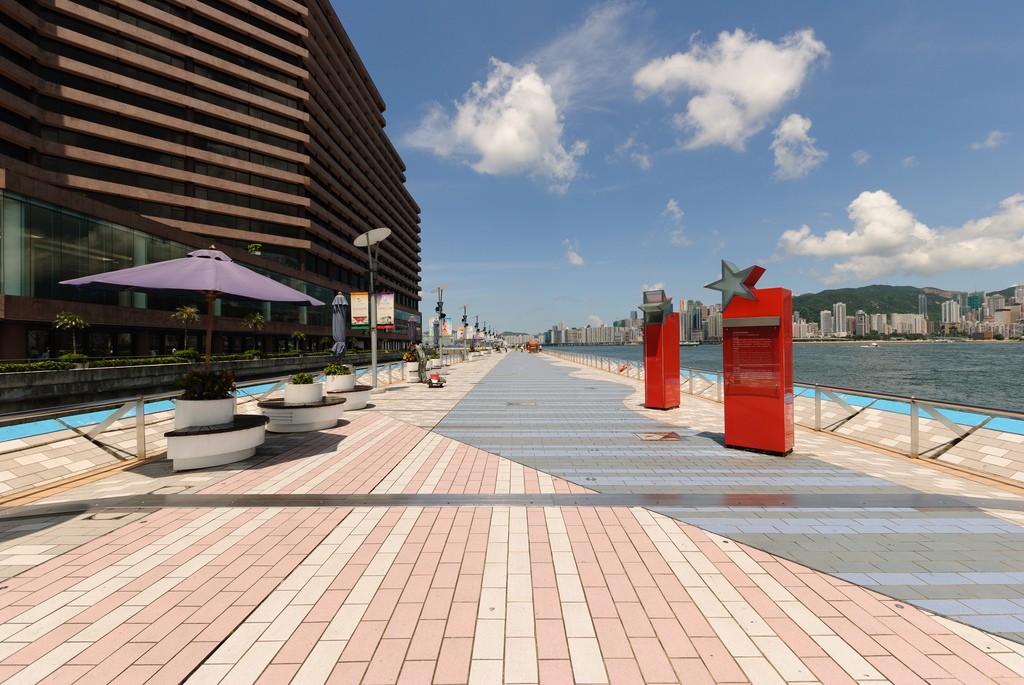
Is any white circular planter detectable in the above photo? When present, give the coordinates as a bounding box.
[284,382,323,405]
[325,374,356,392]
[405,362,419,380]
[175,397,234,429]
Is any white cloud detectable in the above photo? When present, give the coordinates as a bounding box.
[613,134,651,170]
[901,156,919,168]
[407,59,588,190]
[661,199,691,245]
[852,150,871,166]
[564,239,585,266]
[972,130,1008,150]
[771,114,827,180]
[777,190,1024,283]
[643,281,665,292]
[634,28,828,150]
[587,315,605,327]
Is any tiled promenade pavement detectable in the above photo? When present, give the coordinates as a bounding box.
[0,354,1022,682]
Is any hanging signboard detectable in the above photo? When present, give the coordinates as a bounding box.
[351,292,369,329]
[376,292,395,329]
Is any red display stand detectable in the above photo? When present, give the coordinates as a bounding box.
[644,312,680,410]
[722,287,794,455]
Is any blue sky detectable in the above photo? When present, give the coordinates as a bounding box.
[334,1,1023,334]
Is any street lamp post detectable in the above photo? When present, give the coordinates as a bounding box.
[430,285,447,349]
[354,227,391,389]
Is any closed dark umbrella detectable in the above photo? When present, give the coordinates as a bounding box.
[331,292,348,358]
[61,247,324,369]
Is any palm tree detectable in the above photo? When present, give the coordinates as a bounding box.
[52,311,88,355]
[290,330,306,351]
[171,305,200,347]
[242,312,267,355]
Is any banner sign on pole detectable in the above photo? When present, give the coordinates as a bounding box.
[376,292,395,329]
[351,292,369,329]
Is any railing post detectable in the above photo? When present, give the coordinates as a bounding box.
[910,398,919,458]
[135,397,146,459]
[814,385,821,431]
[716,372,722,403]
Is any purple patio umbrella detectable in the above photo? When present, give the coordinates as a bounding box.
[61,247,324,369]
[331,292,348,358]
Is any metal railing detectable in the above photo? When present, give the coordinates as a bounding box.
[0,359,412,465]
[543,349,1024,460]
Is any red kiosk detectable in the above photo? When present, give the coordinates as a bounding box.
[706,262,793,455]
[639,290,680,410]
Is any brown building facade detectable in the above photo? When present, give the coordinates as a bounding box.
[0,0,421,360]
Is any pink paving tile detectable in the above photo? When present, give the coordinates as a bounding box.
[407,619,446,661]
[866,655,932,685]
[605,573,640,603]
[273,621,328,664]
[254,663,301,685]
[634,585,674,619]
[363,637,411,685]
[136,622,205,661]
[735,584,788,620]
[830,598,900,637]
[617,602,656,638]
[932,653,1009,683]
[339,620,388,662]
[37,664,93,684]
[382,562,416,590]
[535,618,570,660]
[531,562,556,588]
[690,636,748,683]
[68,643,151,683]
[107,664,161,684]
[631,636,678,683]
[584,585,619,619]
[764,617,828,658]
[399,575,433,605]
[670,601,716,638]
[533,587,562,619]
[363,587,403,621]
[787,586,844,618]
[821,616,888,657]
[383,602,424,639]
[421,587,456,620]
[327,660,369,684]
[452,573,482,603]
[539,659,575,682]
[195,605,253,643]
[433,637,472,685]
[651,618,698,659]
[131,606,197,643]
[803,656,860,685]
[593,617,634,659]
[443,602,478,638]
[605,658,646,685]
[397,659,438,684]
[669,657,717,685]
[2,624,86,666]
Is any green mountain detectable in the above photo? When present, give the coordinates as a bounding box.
[791,284,1014,321]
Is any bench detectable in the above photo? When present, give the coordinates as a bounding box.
[257,395,346,433]
[165,414,269,471]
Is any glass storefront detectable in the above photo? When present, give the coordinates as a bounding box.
[0,190,340,357]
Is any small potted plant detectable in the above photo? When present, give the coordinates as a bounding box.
[175,369,236,428]
[284,371,323,404]
[246,242,262,256]
[323,363,355,392]
[402,350,418,379]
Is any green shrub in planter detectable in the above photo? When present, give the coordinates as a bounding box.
[172,348,200,361]
[0,361,76,373]
[290,372,315,384]
[177,369,236,400]
[59,353,88,363]
[243,348,264,359]
[323,364,352,376]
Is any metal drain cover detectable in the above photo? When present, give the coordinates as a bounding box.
[636,431,681,441]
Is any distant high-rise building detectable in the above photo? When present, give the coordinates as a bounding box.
[941,300,961,324]
[918,293,929,317]
[832,302,848,337]
[820,310,833,337]
[855,310,869,337]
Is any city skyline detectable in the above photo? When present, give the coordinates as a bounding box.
[338,1,1023,333]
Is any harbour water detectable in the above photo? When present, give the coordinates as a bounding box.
[556,342,1024,413]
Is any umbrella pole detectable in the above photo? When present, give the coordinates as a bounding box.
[204,291,215,370]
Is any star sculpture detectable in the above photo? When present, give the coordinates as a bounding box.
[704,260,766,310]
